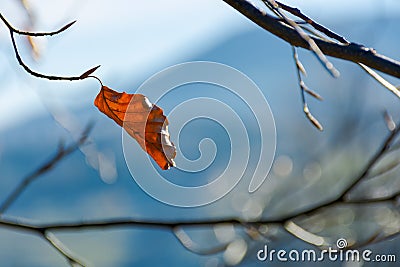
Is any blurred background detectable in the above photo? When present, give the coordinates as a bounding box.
[0,0,400,266]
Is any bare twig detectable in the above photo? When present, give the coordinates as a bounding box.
[0,13,76,36]
[341,120,400,200]
[226,0,400,129]
[365,158,400,182]
[264,0,339,77]
[0,195,398,254]
[269,118,400,221]
[1,125,400,259]
[0,124,93,215]
[292,46,323,130]
[173,227,229,255]
[0,124,92,266]
[44,231,86,267]
[223,0,400,78]
[0,194,398,231]
[342,192,400,204]
[0,12,100,81]
[274,1,349,44]
[358,63,400,98]
[0,119,399,262]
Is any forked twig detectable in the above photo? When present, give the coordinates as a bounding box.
[358,63,400,98]
[0,12,100,81]
[274,1,349,44]
[264,0,340,78]
[0,124,92,266]
[223,0,400,78]
[45,231,86,267]
[0,13,76,36]
[292,46,323,130]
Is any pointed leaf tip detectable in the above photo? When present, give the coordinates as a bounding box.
[59,20,77,32]
[80,65,101,79]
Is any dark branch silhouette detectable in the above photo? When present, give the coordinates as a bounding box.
[0,118,399,264]
[223,0,400,79]
[228,0,400,129]
[1,1,400,266]
[274,1,348,44]
[263,0,339,78]
[0,12,100,81]
[0,125,93,267]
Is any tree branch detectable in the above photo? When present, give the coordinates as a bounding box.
[223,0,400,79]
[274,1,348,44]
[0,13,76,36]
[265,118,400,222]
[0,196,397,242]
[292,46,323,130]
[263,0,339,77]
[1,2,400,264]
[44,231,86,267]
[0,124,93,215]
[0,117,399,262]
[0,12,100,81]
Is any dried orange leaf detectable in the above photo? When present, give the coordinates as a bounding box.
[94,86,176,169]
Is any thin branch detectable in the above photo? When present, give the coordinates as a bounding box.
[0,193,398,260]
[341,121,400,200]
[284,221,325,246]
[264,0,339,77]
[44,231,86,267]
[223,0,400,79]
[274,1,349,44]
[9,31,97,81]
[0,12,100,81]
[364,158,400,182]
[0,124,93,266]
[0,123,93,215]
[299,25,332,42]
[0,218,86,266]
[358,63,400,98]
[0,119,398,261]
[0,194,397,239]
[173,227,229,255]
[288,119,400,220]
[0,196,397,231]
[342,192,400,205]
[0,13,76,36]
[354,225,400,250]
[292,46,323,130]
